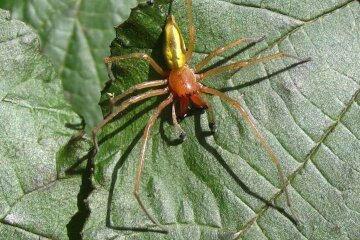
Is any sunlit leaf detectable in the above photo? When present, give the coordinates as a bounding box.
[0,0,149,133]
[0,9,82,240]
[84,0,360,239]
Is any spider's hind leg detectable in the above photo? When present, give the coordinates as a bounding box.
[201,86,291,208]
[133,96,174,232]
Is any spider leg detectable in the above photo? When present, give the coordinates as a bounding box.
[92,88,169,152]
[194,36,265,72]
[134,95,174,231]
[104,53,168,77]
[172,102,186,140]
[110,79,167,105]
[185,0,195,63]
[201,86,291,208]
[198,52,311,81]
[200,93,217,132]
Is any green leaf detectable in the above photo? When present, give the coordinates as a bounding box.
[0,0,149,133]
[85,0,360,239]
[0,9,82,239]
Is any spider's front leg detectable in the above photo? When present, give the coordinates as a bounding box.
[198,52,311,81]
[185,0,195,63]
[194,36,265,72]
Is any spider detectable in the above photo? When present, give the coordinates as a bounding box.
[92,0,309,232]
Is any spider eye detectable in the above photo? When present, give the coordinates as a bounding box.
[163,16,187,69]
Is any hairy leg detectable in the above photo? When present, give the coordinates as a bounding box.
[172,102,186,140]
[201,86,291,207]
[133,95,174,231]
[198,52,310,81]
[110,80,167,105]
[200,93,217,132]
[92,88,169,151]
[185,0,195,63]
[195,36,265,72]
[104,53,168,77]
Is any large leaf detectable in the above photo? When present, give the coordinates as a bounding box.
[84,0,360,239]
[0,0,149,133]
[0,9,82,240]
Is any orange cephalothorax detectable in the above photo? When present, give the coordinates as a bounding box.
[168,66,198,97]
[168,66,206,117]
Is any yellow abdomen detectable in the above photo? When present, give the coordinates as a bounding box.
[163,16,187,69]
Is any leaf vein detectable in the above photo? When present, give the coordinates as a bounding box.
[1,214,53,240]
[234,84,360,236]
[254,0,356,58]
[1,98,75,117]
[213,96,286,191]
[218,0,305,23]
[57,0,82,76]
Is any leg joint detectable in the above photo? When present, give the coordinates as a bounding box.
[141,53,149,60]
[133,189,139,198]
